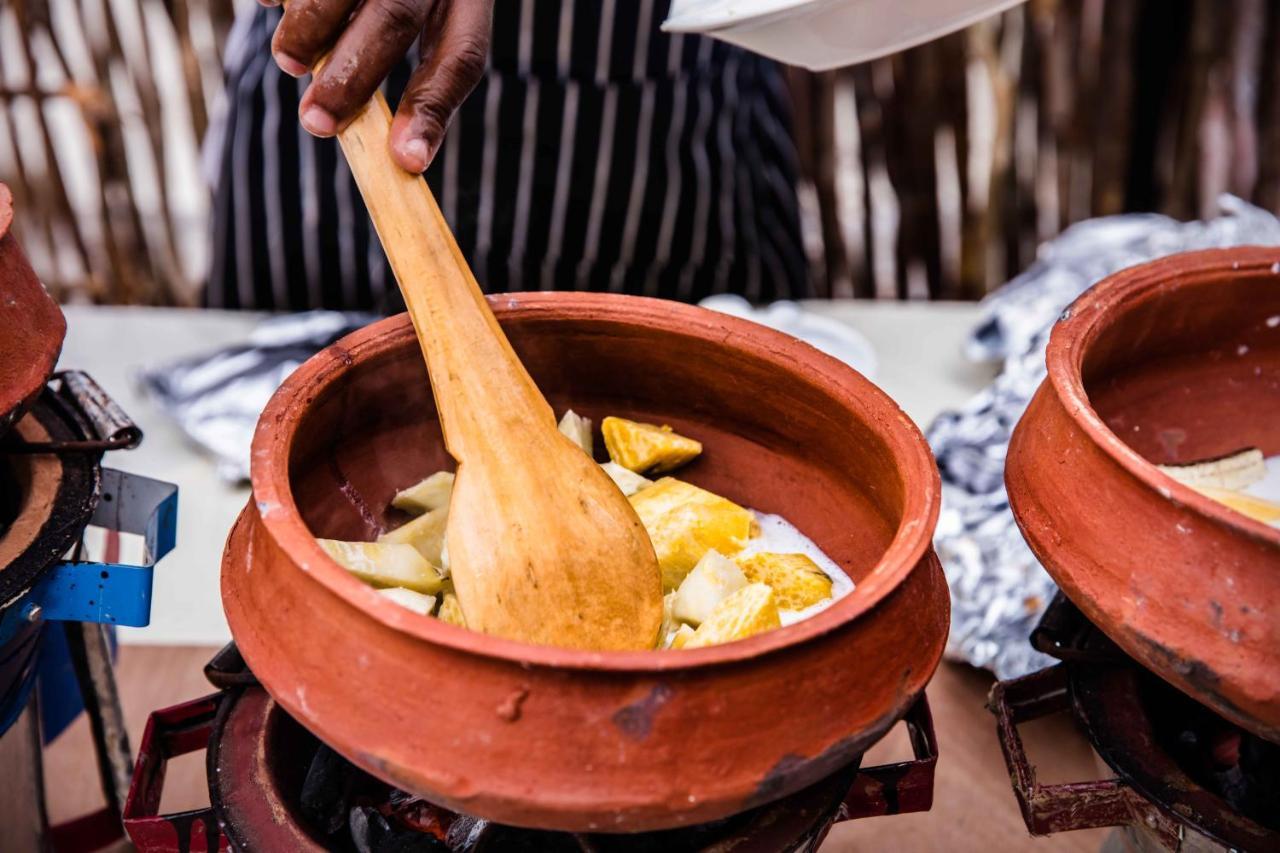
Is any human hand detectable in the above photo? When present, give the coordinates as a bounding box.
[266,0,493,173]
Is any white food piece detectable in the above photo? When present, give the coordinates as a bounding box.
[672,549,748,627]
[377,587,437,615]
[1158,448,1266,492]
[317,539,443,595]
[391,471,455,515]
[600,461,654,497]
[440,536,450,575]
[739,511,855,626]
[377,506,447,567]
[666,623,696,648]
[557,410,594,455]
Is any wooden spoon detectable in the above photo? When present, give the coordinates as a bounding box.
[332,90,663,650]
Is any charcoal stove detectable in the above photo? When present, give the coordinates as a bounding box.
[123,644,938,853]
[992,250,1280,852]
[1,184,179,850]
[989,593,1279,852]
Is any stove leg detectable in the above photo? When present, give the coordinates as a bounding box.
[0,693,50,852]
[64,621,132,821]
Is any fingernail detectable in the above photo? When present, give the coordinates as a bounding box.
[300,104,337,136]
[274,51,308,77]
[397,138,432,173]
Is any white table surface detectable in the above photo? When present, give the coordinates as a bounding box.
[58,301,995,646]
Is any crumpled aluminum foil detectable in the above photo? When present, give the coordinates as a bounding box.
[141,311,376,482]
[929,195,1280,680]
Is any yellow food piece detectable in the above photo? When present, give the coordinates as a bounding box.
[377,506,448,568]
[377,587,436,614]
[736,552,833,611]
[668,624,696,649]
[672,549,747,626]
[317,539,443,595]
[602,417,702,474]
[684,583,780,648]
[437,592,467,627]
[600,461,654,497]
[1194,487,1280,524]
[391,471,455,515]
[629,478,756,590]
[558,410,594,455]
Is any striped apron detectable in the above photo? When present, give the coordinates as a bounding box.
[206,0,807,311]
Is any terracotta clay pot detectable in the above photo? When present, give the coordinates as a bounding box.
[223,293,948,832]
[1007,248,1280,742]
[0,184,65,436]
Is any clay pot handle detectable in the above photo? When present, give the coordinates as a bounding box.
[121,693,227,852]
[838,694,939,820]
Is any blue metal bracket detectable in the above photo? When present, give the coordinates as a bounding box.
[31,468,178,628]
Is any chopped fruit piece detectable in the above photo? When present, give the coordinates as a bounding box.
[557,410,594,455]
[437,592,467,627]
[391,471,455,515]
[1193,487,1280,525]
[736,552,833,610]
[1158,448,1266,491]
[629,478,756,590]
[318,539,443,595]
[602,417,702,474]
[672,550,747,626]
[684,584,780,648]
[377,506,447,568]
[668,624,696,649]
[600,461,654,497]
[377,587,436,615]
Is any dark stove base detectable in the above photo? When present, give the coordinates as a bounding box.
[123,646,938,853]
[223,685,860,853]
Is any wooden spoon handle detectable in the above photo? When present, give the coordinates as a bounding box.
[335,92,554,459]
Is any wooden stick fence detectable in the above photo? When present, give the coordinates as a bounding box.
[2,0,1277,304]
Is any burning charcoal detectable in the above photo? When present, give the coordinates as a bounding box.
[350,806,450,853]
[301,745,358,834]
[384,789,452,840]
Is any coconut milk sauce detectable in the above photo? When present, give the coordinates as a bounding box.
[742,510,855,625]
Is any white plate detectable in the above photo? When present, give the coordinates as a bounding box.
[699,294,878,378]
[664,0,1026,70]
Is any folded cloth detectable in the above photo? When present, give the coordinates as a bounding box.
[929,195,1280,679]
[141,311,377,482]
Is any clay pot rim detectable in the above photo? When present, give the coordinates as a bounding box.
[1,184,13,238]
[1046,247,1280,548]
[251,292,941,671]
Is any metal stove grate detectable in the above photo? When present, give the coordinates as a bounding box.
[988,593,1280,852]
